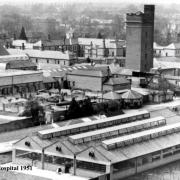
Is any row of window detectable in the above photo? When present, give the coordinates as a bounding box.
[104,123,180,150]
[18,152,106,172]
[35,58,66,65]
[113,144,180,172]
[69,118,166,145]
[39,111,150,139]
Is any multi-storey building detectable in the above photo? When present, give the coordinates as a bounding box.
[126,5,155,72]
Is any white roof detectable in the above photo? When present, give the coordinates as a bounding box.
[69,116,165,143]
[103,121,180,148]
[38,110,149,136]
[7,48,72,60]
[12,40,34,49]
[153,42,175,50]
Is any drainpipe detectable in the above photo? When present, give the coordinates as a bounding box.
[73,154,77,175]
[135,157,138,174]
[41,149,45,169]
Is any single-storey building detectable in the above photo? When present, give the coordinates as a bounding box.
[7,48,76,66]
[0,60,37,71]
[66,67,111,92]
[0,70,43,95]
[103,77,130,92]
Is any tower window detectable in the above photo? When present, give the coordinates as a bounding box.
[145,53,148,59]
[145,32,148,38]
[145,43,147,49]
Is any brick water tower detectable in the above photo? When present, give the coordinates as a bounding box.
[125,5,155,72]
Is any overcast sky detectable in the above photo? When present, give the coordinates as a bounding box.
[0,0,179,5]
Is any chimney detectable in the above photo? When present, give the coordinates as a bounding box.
[64,36,66,45]
[177,33,180,42]
[6,42,9,49]
[22,43,25,50]
[13,33,16,40]
[41,43,44,51]
[107,66,110,78]
[48,34,51,41]
[90,41,93,57]
[103,38,106,57]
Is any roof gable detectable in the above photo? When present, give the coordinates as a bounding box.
[45,141,74,157]
[13,136,43,152]
[77,146,110,164]
[0,45,9,56]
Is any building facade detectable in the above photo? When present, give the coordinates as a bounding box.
[78,38,125,58]
[0,70,43,95]
[126,5,155,72]
[7,48,76,66]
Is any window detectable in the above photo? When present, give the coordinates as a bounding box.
[64,61,65,65]
[47,59,49,63]
[142,156,149,165]
[72,81,75,86]
[36,58,38,63]
[145,32,148,37]
[152,151,161,162]
[145,53,147,59]
[112,52,114,56]
[166,52,168,56]
[58,61,60,64]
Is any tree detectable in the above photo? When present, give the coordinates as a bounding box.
[19,99,45,125]
[66,98,81,119]
[19,26,27,41]
[81,97,94,116]
[97,31,103,39]
[86,56,91,63]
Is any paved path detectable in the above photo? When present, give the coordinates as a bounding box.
[1,163,87,180]
[0,140,18,153]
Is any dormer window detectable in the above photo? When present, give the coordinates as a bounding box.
[89,151,95,158]
[25,141,31,147]
[56,146,62,152]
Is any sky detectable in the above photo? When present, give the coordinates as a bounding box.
[0,0,180,5]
